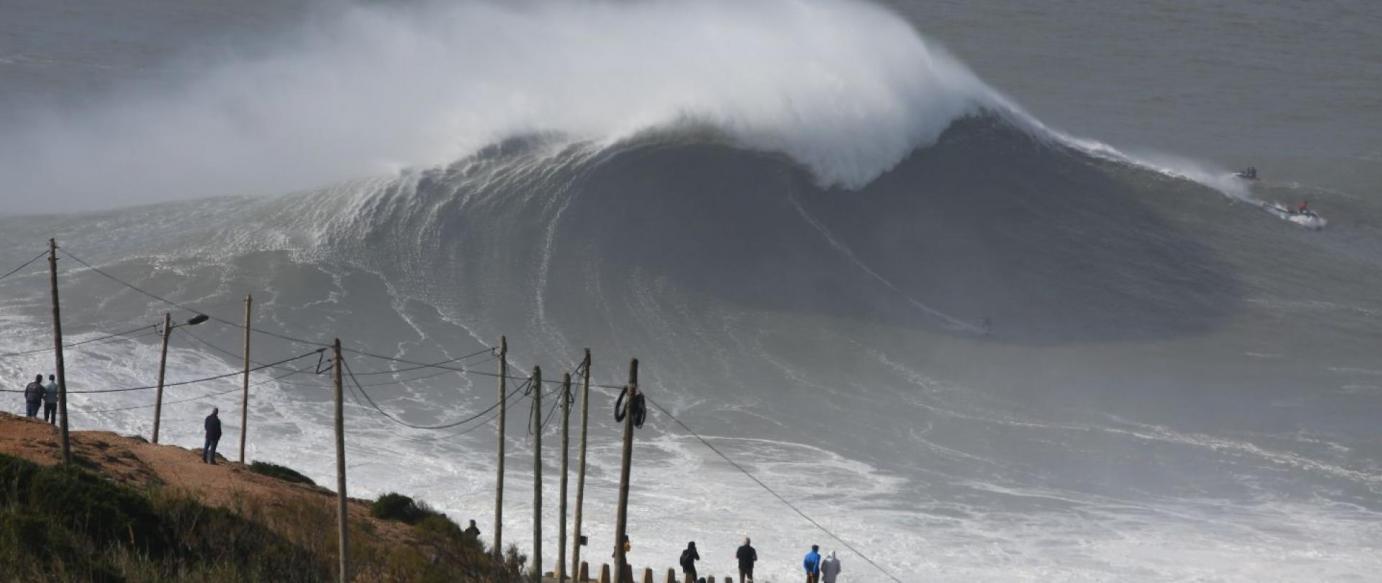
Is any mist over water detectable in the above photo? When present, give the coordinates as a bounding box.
[2,1,1382,581]
[0,0,995,213]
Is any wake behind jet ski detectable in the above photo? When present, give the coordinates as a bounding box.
[1235,166,1258,180]
[1261,199,1327,230]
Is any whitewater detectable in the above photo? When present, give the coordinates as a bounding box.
[2,0,1381,581]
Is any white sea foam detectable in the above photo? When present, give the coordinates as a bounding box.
[0,0,1254,216]
[0,0,990,213]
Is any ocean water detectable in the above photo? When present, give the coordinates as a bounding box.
[1,1,1380,581]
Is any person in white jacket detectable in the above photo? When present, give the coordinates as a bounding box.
[821,551,841,583]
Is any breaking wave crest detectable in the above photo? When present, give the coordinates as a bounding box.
[0,0,1240,213]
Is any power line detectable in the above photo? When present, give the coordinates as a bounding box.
[87,364,319,413]
[60,247,518,384]
[448,405,506,437]
[0,250,47,282]
[0,323,159,359]
[341,355,531,431]
[537,382,566,433]
[644,396,904,583]
[60,249,332,349]
[349,349,625,390]
[351,347,497,376]
[180,327,297,371]
[0,348,325,394]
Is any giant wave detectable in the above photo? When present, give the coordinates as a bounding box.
[2,1,1381,581]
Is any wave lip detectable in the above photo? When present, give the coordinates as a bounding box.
[0,0,1003,212]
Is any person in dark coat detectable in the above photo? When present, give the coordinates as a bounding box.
[736,537,758,583]
[680,541,700,582]
[821,551,842,583]
[23,374,44,417]
[203,408,222,464]
[463,519,481,544]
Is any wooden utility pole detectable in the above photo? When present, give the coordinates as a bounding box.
[531,366,543,583]
[151,312,172,444]
[558,372,571,583]
[333,338,349,583]
[238,294,252,463]
[572,349,591,580]
[494,336,508,563]
[47,239,71,466]
[613,358,639,583]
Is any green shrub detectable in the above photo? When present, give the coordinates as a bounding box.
[371,492,439,525]
[249,461,317,486]
[416,513,463,540]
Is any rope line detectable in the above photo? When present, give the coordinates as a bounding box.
[0,250,48,282]
[644,396,904,583]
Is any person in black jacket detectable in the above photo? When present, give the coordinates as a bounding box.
[23,374,44,418]
[203,408,222,464]
[736,537,757,583]
[680,541,700,582]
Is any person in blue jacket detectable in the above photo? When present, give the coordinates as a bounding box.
[803,544,822,583]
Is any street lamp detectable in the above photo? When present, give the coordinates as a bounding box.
[151,312,209,443]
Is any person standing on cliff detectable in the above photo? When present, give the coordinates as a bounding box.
[802,544,822,583]
[736,537,757,583]
[203,407,222,464]
[23,374,44,418]
[42,374,59,425]
[821,551,841,583]
[680,541,700,582]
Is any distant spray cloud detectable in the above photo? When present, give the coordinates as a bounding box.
[0,0,995,214]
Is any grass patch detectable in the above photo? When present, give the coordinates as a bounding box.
[0,453,326,581]
[249,461,317,486]
[0,452,519,582]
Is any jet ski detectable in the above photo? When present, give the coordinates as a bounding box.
[1262,201,1327,230]
[1235,167,1259,180]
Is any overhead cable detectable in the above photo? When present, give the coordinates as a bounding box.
[342,355,530,430]
[0,323,159,359]
[87,364,318,413]
[644,396,904,583]
[0,250,48,282]
[0,348,326,394]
